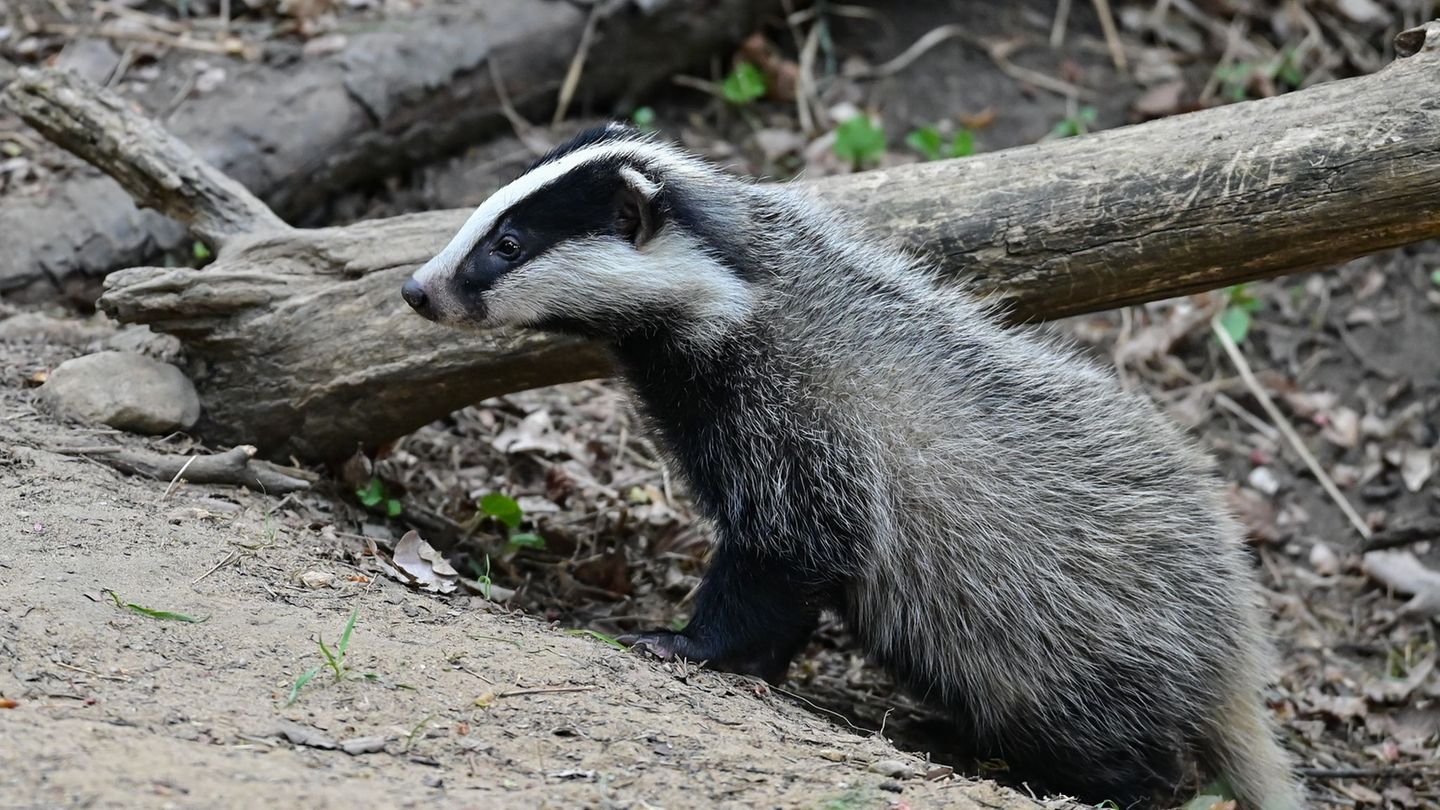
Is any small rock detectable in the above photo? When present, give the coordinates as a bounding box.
[276,720,337,750]
[43,351,200,434]
[1247,467,1280,496]
[878,781,903,793]
[339,735,389,755]
[1309,542,1340,576]
[868,759,914,778]
[300,571,336,589]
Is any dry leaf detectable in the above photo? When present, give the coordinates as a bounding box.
[1362,550,1440,618]
[1399,447,1433,492]
[390,530,458,595]
[1321,407,1360,448]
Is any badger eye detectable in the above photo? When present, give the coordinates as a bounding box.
[495,235,522,261]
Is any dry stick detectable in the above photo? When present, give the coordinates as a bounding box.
[1050,0,1073,49]
[1090,0,1128,71]
[495,685,598,698]
[795,15,823,135]
[160,455,199,501]
[552,2,604,126]
[1210,317,1372,541]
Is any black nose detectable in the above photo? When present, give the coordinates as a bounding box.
[401,278,430,315]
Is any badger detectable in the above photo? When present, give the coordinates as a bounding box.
[401,123,1302,809]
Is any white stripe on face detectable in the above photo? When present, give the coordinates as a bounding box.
[411,139,686,289]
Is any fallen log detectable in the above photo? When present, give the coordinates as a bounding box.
[0,0,778,300]
[7,23,1440,461]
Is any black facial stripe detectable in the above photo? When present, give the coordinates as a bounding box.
[448,158,650,314]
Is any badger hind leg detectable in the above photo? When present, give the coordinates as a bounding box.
[1198,684,1304,810]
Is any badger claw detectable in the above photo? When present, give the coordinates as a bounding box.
[618,630,687,662]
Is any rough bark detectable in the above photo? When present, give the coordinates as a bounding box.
[0,0,778,299]
[12,23,1440,461]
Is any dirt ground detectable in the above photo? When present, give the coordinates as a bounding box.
[0,338,1056,809]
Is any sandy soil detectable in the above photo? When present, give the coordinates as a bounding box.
[0,333,1058,810]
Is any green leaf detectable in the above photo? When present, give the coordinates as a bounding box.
[1218,306,1252,344]
[1430,269,1440,286]
[385,499,403,518]
[1225,283,1262,312]
[564,628,626,650]
[106,590,207,623]
[318,635,343,679]
[833,115,886,168]
[721,62,767,105]
[905,127,944,161]
[357,478,384,507]
[478,492,524,530]
[285,664,324,706]
[505,532,545,551]
[949,129,975,158]
[631,106,656,130]
[192,241,212,261]
[337,607,359,656]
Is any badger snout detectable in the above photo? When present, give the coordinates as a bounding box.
[401,277,435,320]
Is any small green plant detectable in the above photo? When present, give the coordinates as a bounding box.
[478,492,545,554]
[1051,106,1098,138]
[468,555,494,600]
[833,115,886,170]
[357,477,403,517]
[286,607,360,706]
[721,61,767,105]
[1218,283,1262,344]
[905,126,974,161]
[1430,269,1440,287]
[105,590,207,623]
[1215,48,1305,102]
[631,106,657,131]
[192,241,212,262]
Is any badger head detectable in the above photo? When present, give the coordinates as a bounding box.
[402,124,753,348]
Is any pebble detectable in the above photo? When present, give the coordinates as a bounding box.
[43,351,200,434]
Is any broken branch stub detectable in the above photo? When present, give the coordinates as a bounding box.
[4,69,288,248]
[45,24,1440,459]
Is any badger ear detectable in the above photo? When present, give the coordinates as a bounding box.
[615,166,662,247]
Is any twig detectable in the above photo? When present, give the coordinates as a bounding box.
[192,549,240,585]
[1213,392,1281,443]
[495,685,598,698]
[1300,765,1440,779]
[53,661,131,682]
[1090,0,1128,71]
[161,455,199,501]
[487,60,550,157]
[848,24,969,80]
[54,444,314,494]
[552,2,604,126]
[36,23,259,60]
[1050,0,1073,49]
[795,15,823,135]
[1362,520,1440,553]
[1211,317,1371,541]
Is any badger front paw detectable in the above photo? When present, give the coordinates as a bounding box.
[618,630,696,663]
[618,629,791,683]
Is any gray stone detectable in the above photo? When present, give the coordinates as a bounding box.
[43,351,200,434]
